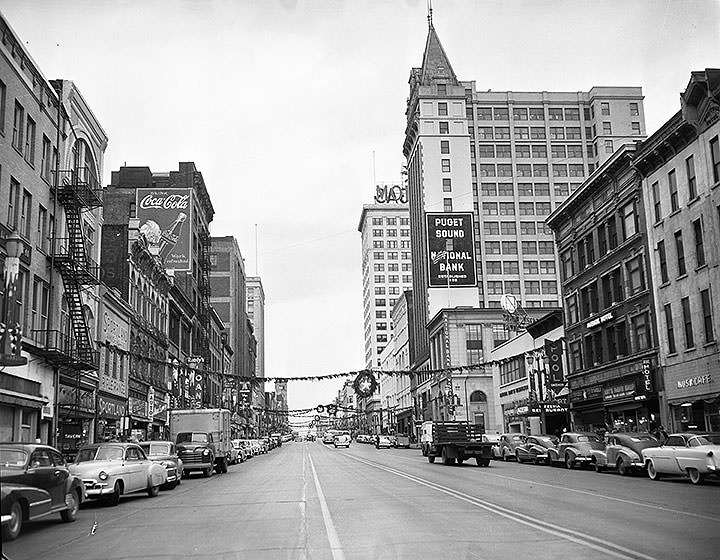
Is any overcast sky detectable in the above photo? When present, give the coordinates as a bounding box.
[4,0,718,422]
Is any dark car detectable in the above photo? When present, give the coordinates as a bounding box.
[139,441,184,488]
[547,432,606,469]
[0,443,85,541]
[514,435,559,464]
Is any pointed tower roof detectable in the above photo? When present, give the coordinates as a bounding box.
[420,22,459,86]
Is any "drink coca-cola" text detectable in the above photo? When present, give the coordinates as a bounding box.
[140,194,190,210]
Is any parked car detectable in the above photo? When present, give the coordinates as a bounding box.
[0,443,85,541]
[591,432,659,475]
[642,433,720,485]
[334,433,351,448]
[482,434,502,459]
[69,443,167,506]
[514,435,559,464]
[231,440,248,463]
[547,432,606,469]
[394,434,411,448]
[138,441,184,488]
[376,436,392,449]
[498,433,527,461]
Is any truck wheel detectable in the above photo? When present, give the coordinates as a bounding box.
[220,458,228,474]
[442,448,455,465]
[428,455,435,463]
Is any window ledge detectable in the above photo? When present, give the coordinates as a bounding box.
[683,347,697,354]
[669,208,682,218]
[703,341,717,349]
[687,196,700,207]
[695,264,708,273]
[659,281,671,288]
[653,219,664,228]
[676,274,688,281]
[666,352,679,358]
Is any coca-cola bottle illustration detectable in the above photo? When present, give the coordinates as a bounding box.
[158,212,187,262]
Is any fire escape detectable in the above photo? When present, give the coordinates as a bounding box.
[197,228,212,364]
[36,167,102,371]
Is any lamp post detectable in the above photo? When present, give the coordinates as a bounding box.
[1,232,27,367]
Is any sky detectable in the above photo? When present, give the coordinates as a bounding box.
[3,0,718,420]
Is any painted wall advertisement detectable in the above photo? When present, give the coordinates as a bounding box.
[425,212,477,287]
[135,188,193,272]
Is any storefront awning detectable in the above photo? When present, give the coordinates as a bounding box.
[0,389,47,409]
[667,394,719,406]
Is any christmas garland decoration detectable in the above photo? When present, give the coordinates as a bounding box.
[353,371,379,398]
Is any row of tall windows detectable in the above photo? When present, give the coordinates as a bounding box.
[484,240,555,255]
[663,289,715,354]
[484,260,556,275]
[371,217,410,226]
[475,107,582,122]
[656,218,706,283]
[477,144,585,158]
[478,163,585,177]
[476,126,584,141]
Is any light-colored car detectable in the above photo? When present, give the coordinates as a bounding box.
[139,441,184,488]
[0,443,85,541]
[642,433,720,485]
[591,432,659,475]
[498,433,527,461]
[376,436,392,449]
[333,433,351,448]
[482,434,503,459]
[69,443,166,506]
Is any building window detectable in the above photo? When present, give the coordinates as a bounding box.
[657,240,668,283]
[538,241,554,255]
[481,183,497,196]
[531,145,546,158]
[8,177,20,228]
[604,139,614,154]
[516,144,531,158]
[0,79,6,134]
[520,221,536,235]
[601,102,610,116]
[495,127,510,140]
[602,122,612,135]
[664,304,676,354]
[513,108,528,120]
[497,164,513,177]
[487,281,503,294]
[651,181,662,222]
[631,122,641,135]
[700,288,715,343]
[669,170,679,212]
[533,164,548,177]
[493,107,509,120]
[498,183,514,196]
[553,164,568,178]
[496,144,512,158]
[485,241,501,254]
[373,229,383,237]
[486,261,502,274]
[483,202,498,216]
[551,145,566,159]
[626,256,645,295]
[500,221,516,235]
[630,103,639,116]
[439,121,449,134]
[499,202,515,215]
[478,144,495,158]
[632,312,652,352]
[505,280,521,294]
[524,260,539,275]
[372,217,383,225]
[441,159,451,173]
[518,184,533,197]
[41,135,53,182]
[565,108,580,121]
[711,136,720,183]
[549,127,565,140]
[548,108,564,120]
[514,127,529,140]
[531,127,545,139]
[675,230,686,276]
[622,201,637,240]
[20,190,32,239]
[477,107,493,120]
[555,183,569,196]
[540,260,555,274]
[12,100,25,151]
[681,297,694,349]
[443,198,453,212]
[438,102,448,116]
[686,155,697,200]
[373,241,383,248]
[522,241,537,255]
[501,241,517,254]
[503,261,519,274]
[525,280,540,294]
[693,219,705,267]
[24,116,36,164]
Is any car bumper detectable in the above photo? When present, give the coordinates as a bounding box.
[83,482,115,498]
[575,456,593,464]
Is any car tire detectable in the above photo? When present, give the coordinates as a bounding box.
[515,451,523,463]
[164,480,179,490]
[688,468,704,485]
[220,459,228,474]
[617,458,629,476]
[60,490,80,522]
[647,460,661,481]
[2,500,23,540]
[502,449,511,462]
[476,457,490,467]
[594,463,604,473]
[428,455,436,463]
[545,456,553,466]
[565,454,575,469]
[203,466,213,478]
[147,485,160,497]
[105,483,121,507]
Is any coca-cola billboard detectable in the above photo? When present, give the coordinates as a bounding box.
[136,188,193,272]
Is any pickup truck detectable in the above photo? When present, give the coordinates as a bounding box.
[421,421,493,466]
[169,409,232,477]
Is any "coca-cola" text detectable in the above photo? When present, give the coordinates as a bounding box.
[140,194,190,210]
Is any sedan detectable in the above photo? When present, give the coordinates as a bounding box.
[139,441,184,488]
[642,433,719,485]
[333,433,351,448]
[591,432,659,475]
[547,432,606,469]
[376,436,392,449]
[69,443,167,506]
[514,435,559,464]
[1,443,85,541]
[498,433,527,461]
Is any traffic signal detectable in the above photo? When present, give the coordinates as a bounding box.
[9,325,21,357]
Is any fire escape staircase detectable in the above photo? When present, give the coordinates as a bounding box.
[46,167,103,370]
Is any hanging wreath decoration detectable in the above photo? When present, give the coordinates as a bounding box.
[353,371,378,398]
[316,405,325,413]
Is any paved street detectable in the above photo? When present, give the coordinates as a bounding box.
[4,441,718,560]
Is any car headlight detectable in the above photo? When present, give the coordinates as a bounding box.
[99,471,109,481]
[202,449,210,455]
[160,461,169,467]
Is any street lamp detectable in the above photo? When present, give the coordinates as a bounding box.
[1,231,27,366]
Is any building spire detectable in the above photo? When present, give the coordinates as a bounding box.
[428,0,433,29]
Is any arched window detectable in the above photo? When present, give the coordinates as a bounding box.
[469,390,487,403]
[72,138,98,183]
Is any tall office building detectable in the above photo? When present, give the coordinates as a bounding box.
[359,182,413,368]
[404,19,647,367]
[246,276,265,415]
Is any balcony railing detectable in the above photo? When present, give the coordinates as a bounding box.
[30,329,99,370]
[48,238,100,284]
[53,167,103,209]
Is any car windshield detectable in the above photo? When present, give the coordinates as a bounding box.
[576,435,600,442]
[144,443,171,455]
[177,432,209,443]
[77,446,124,462]
[0,449,27,468]
[537,437,556,444]
[689,436,713,446]
[629,436,656,442]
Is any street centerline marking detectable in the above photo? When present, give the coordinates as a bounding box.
[308,452,346,560]
[346,454,660,560]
